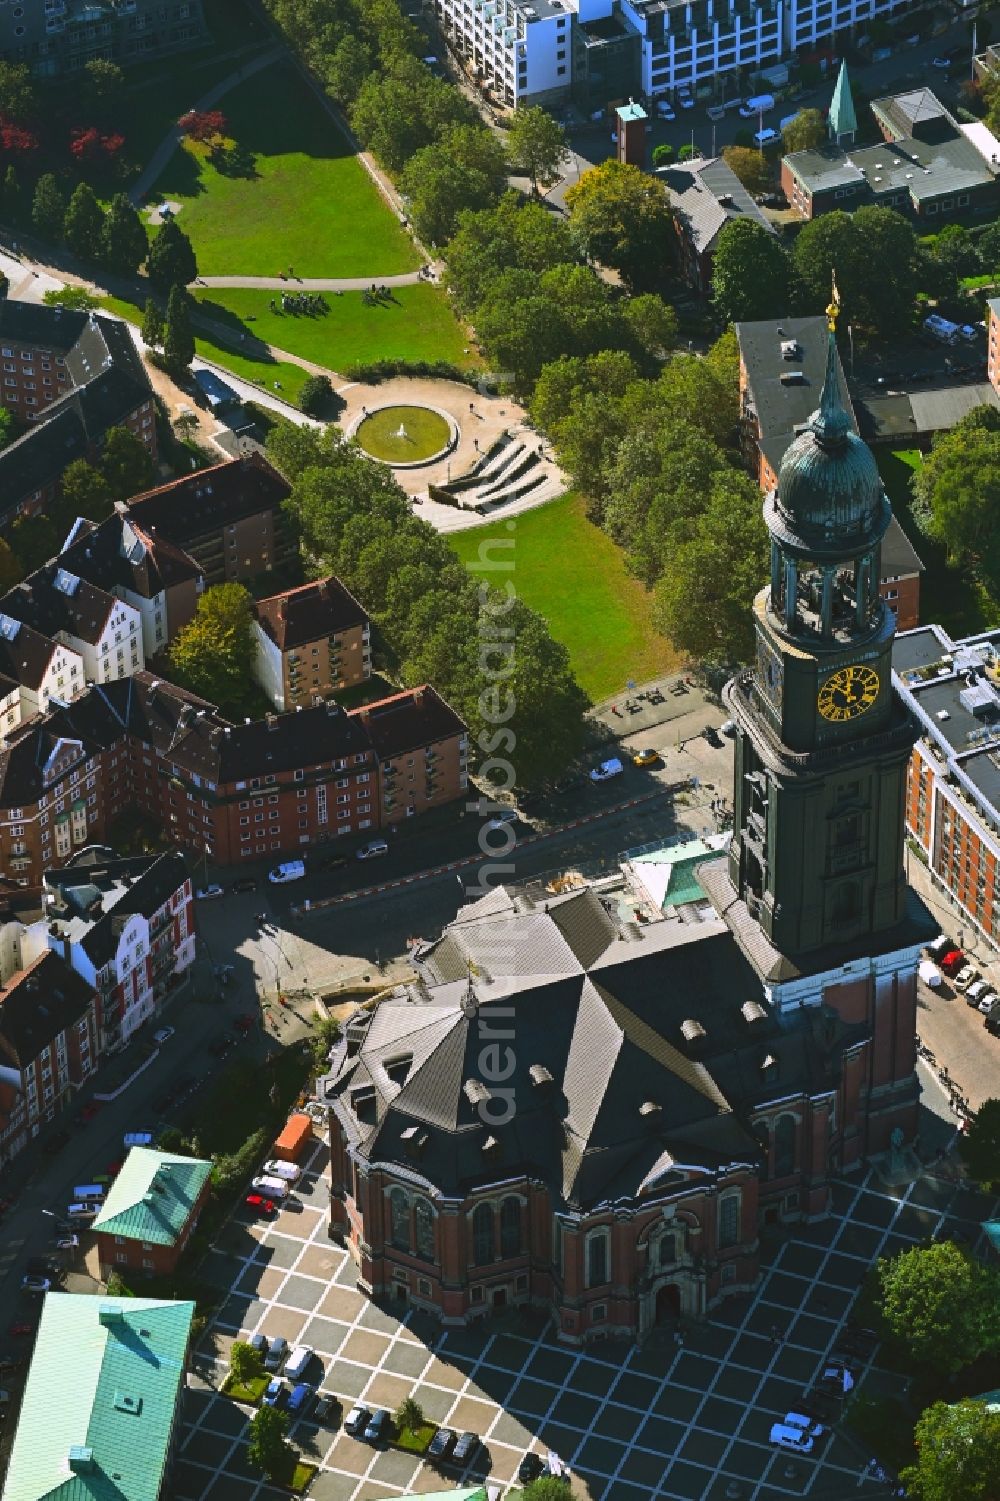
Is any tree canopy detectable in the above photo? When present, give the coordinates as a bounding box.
[401,123,508,246]
[56,459,115,530]
[101,425,155,501]
[781,108,826,153]
[163,285,195,373]
[63,183,105,262]
[102,193,148,276]
[711,218,793,326]
[721,145,771,197]
[565,160,672,291]
[793,206,917,333]
[146,217,198,291]
[958,1097,1000,1190]
[901,1399,1000,1501]
[874,1241,1000,1376]
[444,191,577,314]
[247,1406,289,1477]
[31,174,64,243]
[506,105,569,193]
[911,406,1000,591]
[169,584,259,721]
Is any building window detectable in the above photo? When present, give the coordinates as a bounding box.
[414,1196,435,1261]
[472,1202,494,1265]
[591,1303,607,1323]
[500,1196,522,1258]
[389,1186,409,1250]
[774,1113,796,1177]
[718,1192,741,1250]
[585,1228,609,1288]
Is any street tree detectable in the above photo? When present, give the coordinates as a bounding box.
[875,1240,1000,1376]
[900,1399,1000,1501]
[101,192,148,276]
[0,61,35,122]
[31,173,65,243]
[63,182,105,262]
[247,1406,289,1477]
[712,218,794,325]
[81,58,125,118]
[146,217,198,290]
[721,145,771,196]
[958,1098,1000,1190]
[100,425,154,500]
[565,160,672,291]
[298,373,334,417]
[651,143,673,168]
[162,284,195,373]
[141,297,164,350]
[506,104,569,193]
[174,410,199,443]
[229,1340,264,1384]
[394,1396,424,1434]
[781,108,826,153]
[57,459,114,527]
[169,583,258,719]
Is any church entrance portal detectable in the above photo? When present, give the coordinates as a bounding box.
[655,1283,681,1323]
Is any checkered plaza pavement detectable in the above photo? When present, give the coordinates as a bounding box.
[175,1137,1000,1501]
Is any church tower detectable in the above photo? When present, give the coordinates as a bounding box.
[723,305,921,964]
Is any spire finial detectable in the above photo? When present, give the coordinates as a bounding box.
[826,270,840,332]
[812,280,850,448]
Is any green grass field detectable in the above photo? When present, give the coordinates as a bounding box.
[448,492,679,703]
[150,64,419,278]
[193,286,477,373]
[877,448,1000,639]
[356,405,451,462]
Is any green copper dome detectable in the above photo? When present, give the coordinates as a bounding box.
[768,330,890,556]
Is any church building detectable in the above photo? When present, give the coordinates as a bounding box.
[319,325,933,1345]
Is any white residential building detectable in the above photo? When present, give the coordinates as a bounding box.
[0,613,85,725]
[0,568,144,689]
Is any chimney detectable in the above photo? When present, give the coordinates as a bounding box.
[68,1448,95,1475]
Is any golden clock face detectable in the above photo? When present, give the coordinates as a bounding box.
[817,665,880,722]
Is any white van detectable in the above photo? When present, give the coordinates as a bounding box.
[740,92,775,117]
[284,1346,313,1382]
[252,1175,290,1199]
[73,1185,106,1202]
[754,127,781,147]
[262,1159,302,1183]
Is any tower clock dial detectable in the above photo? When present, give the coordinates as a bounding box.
[817,664,880,722]
[756,639,784,709]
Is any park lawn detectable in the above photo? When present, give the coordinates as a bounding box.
[877,449,1000,640]
[96,293,313,407]
[149,63,419,278]
[449,492,680,703]
[192,286,478,373]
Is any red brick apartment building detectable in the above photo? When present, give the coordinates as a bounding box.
[894,623,1000,948]
[253,576,372,711]
[735,316,923,631]
[0,302,156,528]
[0,950,98,1161]
[92,1147,212,1279]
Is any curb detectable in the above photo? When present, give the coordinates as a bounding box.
[291,783,690,915]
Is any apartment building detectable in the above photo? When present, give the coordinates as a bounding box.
[0,610,86,720]
[92,1146,212,1278]
[1,566,144,687]
[986,296,1000,397]
[734,315,924,630]
[622,0,783,105]
[44,851,195,1052]
[0,0,207,78]
[358,686,472,827]
[893,625,1000,953]
[61,512,205,661]
[0,949,98,1162]
[125,454,295,587]
[253,576,372,711]
[432,0,573,109]
[0,304,156,527]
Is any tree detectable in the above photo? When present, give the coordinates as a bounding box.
[162,284,195,373]
[565,160,672,291]
[229,1340,265,1384]
[178,109,228,143]
[712,218,794,325]
[402,123,507,246]
[781,108,826,153]
[31,173,65,243]
[875,1241,1000,1376]
[900,1399,1000,1501]
[141,297,164,350]
[311,1015,341,1070]
[350,58,474,175]
[146,217,198,291]
[69,126,125,164]
[394,1396,424,1434]
[102,192,148,276]
[43,286,98,311]
[721,145,771,197]
[169,583,258,719]
[793,206,917,334]
[299,373,333,417]
[444,191,577,313]
[0,61,35,122]
[621,293,678,363]
[522,1481,572,1501]
[0,536,22,593]
[651,143,673,168]
[2,165,19,225]
[10,513,59,573]
[957,1098,1000,1189]
[57,459,114,528]
[63,182,105,262]
[911,410,1000,589]
[506,104,569,193]
[677,143,701,162]
[101,425,154,501]
[653,470,769,666]
[326,34,372,109]
[247,1405,289,1477]
[81,58,125,118]
[174,409,199,443]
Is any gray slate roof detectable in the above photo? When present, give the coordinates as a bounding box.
[666,156,774,258]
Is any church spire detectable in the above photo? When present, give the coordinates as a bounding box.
[829,60,858,146]
[811,282,850,448]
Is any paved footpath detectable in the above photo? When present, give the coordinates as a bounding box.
[197,272,427,290]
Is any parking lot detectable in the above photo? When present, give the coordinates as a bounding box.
[174,1136,1000,1501]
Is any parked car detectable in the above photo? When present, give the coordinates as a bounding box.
[262,1159,301,1183]
[452,1430,479,1464]
[589,757,624,782]
[65,1204,98,1221]
[313,1394,337,1422]
[244,1194,276,1217]
[965,980,989,1007]
[153,1027,175,1045]
[364,1408,392,1444]
[428,1427,456,1460]
[195,884,224,900]
[264,1336,289,1372]
[632,749,660,767]
[926,933,952,960]
[20,1276,50,1294]
[25,1259,59,1279]
[940,948,965,975]
[820,1362,855,1394]
[345,1404,371,1436]
[985,998,1000,1033]
[518,1452,545,1484]
[247,1333,268,1359]
[678,89,694,109]
[262,1379,285,1407]
[932,54,951,67]
[356,840,389,861]
[251,1175,290,1200]
[978,991,999,1014]
[231,877,258,893]
[770,1422,814,1453]
[703,725,724,747]
[655,97,675,119]
[784,1411,825,1438]
[484,809,519,830]
[269,860,306,884]
[54,1236,79,1251]
[918,959,942,989]
[42,1130,71,1156]
[954,964,979,991]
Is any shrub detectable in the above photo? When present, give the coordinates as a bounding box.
[343,358,477,386]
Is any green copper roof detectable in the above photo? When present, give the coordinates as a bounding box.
[829,61,857,140]
[91,1147,211,1247]
[2,1293,194,1501]
[617,101,647,122]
